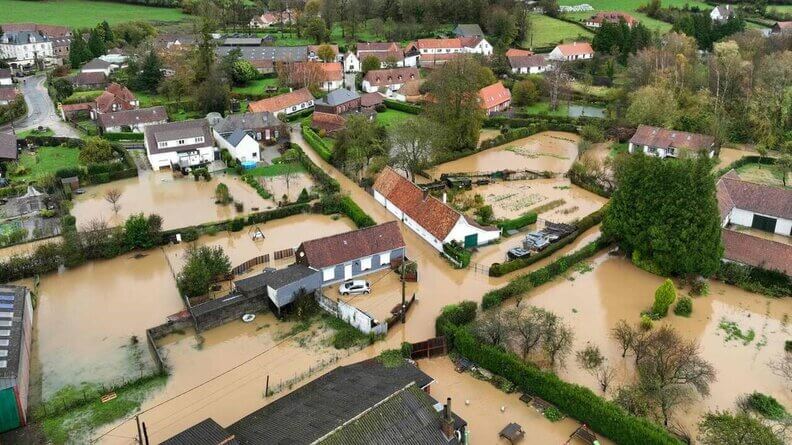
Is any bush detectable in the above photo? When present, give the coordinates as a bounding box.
[744,392,788,420]
[228,218,245,232]
[673,296,692,317]
[338,196,375,228]
[639,314,653,331]
[177,245,231,298]
[242,175,273,199]
[652,279,676,317]
[497,212,537,232]
[442,241,471,268]
[715,261,791,298]
[101,132,145,142]
[400,342,413,358]
[580,124,605,142]
[435,301,478,338]
[544,406,564,422]
[301,125,332,161]
[383,99,422,114]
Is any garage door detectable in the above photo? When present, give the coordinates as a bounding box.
[751,214,777,233]
[464,234,478,248]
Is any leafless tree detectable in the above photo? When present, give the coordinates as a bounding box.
[768,353,792,386]
[473,307,512,348]
[595,364,617,393]
[611,319,637,358]
[630,328,653,365]
[542,318,574,368]
[104,188,122,214]
[513,306,549,359]
[545,61,570,111]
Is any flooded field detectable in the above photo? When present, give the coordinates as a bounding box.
[418,357,615,445]
[258,172,315,203]
[71,170,276,230]
[23,250,184,400]
[427,131,580,177]
[478,128,501,144]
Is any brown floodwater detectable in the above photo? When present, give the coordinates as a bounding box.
[426,131,580,177]
[258,172,315,203]
[71,170,276,230]
[478,128,501,144]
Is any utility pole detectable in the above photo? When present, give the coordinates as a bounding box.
[142,422,150,445]
[265,374,270,397]
[136,415,142,444]
[400,260,406,324]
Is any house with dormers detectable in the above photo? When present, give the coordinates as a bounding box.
[361,67,420,94]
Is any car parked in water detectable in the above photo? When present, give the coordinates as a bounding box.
[523,232,550,251]
[507,247,531,260]
[339,280,371,295]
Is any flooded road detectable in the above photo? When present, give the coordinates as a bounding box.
[71,170,276,230]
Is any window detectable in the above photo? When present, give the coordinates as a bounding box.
[196,136,204,143]
[158,142,167,148]
[361,257,372,271]
[322,267,335,281]
[178,139,185,145]
[379,251,390,265]
[752,214,777,233]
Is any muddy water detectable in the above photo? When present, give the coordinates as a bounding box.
[478,128,501,144]
[71,170,276,230]
[23,250,184,400]
[258,173,315,203]
[329,268,419,322]
[512,253,792,435]
[418,357,615,445]
[427,131,580,177]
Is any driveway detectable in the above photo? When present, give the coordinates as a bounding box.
[3,74,80,138]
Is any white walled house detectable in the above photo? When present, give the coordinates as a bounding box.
[144,119,215,171]
[361,67,419,94]
[97,106,167,134]
[711,5,735,22]
[506,49,551,74]
[0,69,12,85]
[248,88,315,116]
[549,42,594,61]
[80,58,117,76]
[0,31,54,69]
[373,167,500,251]
[628,125,715,158]
[406,37,492,65]
[717,171,792,237]
[213,128,260,163]
[344,52,360,73]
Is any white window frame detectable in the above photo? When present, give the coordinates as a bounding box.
[322,267,334,281]
[379,251,391,265]
[361,257,372,271]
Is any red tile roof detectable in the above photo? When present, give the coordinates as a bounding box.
[553,42,594,57]
[775,21,792,30]
[298,221,405,269]
[0,87,18,102]
[360,93,384,108]
[416,38,462,49]
[60,102,93,112]
[478,82,511,110]
[373,167,462,241]
[722,229,791,275]
[505,48,534,57]
[716,170,792,221]
[319,62,343,81]
[311,111,346,133]
[629,125,714,151]
[249,88,314,113]
[357,42,401,52]
[363,67,419,88]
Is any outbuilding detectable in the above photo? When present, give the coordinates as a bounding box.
[234,264,321,314]
[0,286,33,433]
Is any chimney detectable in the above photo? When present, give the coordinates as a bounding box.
[442,192,447,204]
[440,397,455,439]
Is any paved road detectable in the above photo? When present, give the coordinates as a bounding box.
[4,74,80,137]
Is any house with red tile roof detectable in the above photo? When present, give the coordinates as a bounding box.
[548,41,594,61]
[771,21,792,34]
[248,88,315,115]
[478,82,511,116]
[296,221,406,285]
[311,111,347,134]
[405,36,493,66]
[628,125,715,158]
[585,12,639,28]
[92,83,138,115]
[373,167,500,251]
[362,67,420,94]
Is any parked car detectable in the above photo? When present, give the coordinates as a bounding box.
[339,280,371,295]
[508,247,531,260]
[523,232,550,251]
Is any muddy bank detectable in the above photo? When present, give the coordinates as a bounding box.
[71,170,276,230]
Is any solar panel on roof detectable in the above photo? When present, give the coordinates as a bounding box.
[0,330,9,337]
[0,351,7,357]
[0,361,6,368]
[0,340,8,347]
[0,312,12,318]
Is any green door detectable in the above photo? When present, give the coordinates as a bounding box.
[464,234,478,248]
[0,387,21,432]
[751,214,777,233]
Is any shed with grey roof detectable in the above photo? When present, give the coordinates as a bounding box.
[234,263,321,312]
[216,45,309,63]
[0,286,33,433]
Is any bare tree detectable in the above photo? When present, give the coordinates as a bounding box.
[630,328,653,365]
[514,306,548,359]
[611,319,636,358]
[595,364,617,393]
[473,307,512,348]
[104,188,122,214]
[545,61,570,111]
[768,353,792,386]
[542,318,574,368]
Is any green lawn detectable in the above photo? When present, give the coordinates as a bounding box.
[376,109,413,128]
[8,146,81,183]
[558,0,711,32]
[231,78,280,95]
[736,163,790,189]
[524,15,593,48]
[16,128,55,138]
[609,142,629,157]
[245,163,306,177]
[522,101,570,117]
[64,90,103,103]
[0,0,187,27]
[768,5,792,14]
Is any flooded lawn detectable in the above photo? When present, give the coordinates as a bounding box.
[71,170,277,230]
[418,357,615,445]
[512,253,792,435]
[0,236,61,258]
[258,172,315,203]
[427,131,580,177]
[478,128,501,144]
[25,250,184,400]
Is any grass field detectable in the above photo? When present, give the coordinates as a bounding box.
[246,163,306,177]
[522,101,570,117]
[9,146,80,183]
[65,90,103,103]
[558,0,711,32]
[736,163,790,188]
[231,78,280,96]
[16,128,55,138]
[376,109,413,128]
[0,0,187,27]
[524,15,593,48]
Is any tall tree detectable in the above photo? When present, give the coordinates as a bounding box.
[136,50,164,93]
[68,32,92,67]
[101,21,114,43]
[332,115,388,179]
[87,27,107,57]
[389,117,438,180]
[486,7,517,51]
[698,411,783,445]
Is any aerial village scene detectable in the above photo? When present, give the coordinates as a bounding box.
[0,0,790,443]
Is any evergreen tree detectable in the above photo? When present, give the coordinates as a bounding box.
[87,27,107,57]
[137,50,164,93]
[603,154,723,276]
[68,33,92,67]
[101,21,114,43]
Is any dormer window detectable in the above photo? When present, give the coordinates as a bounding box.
[178,139,185,145]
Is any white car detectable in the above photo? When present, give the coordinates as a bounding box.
[339,280,371,295]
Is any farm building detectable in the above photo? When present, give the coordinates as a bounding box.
[548,42,594,61]
[373,167,500,251]
[0,286,33,433]
[628,125,715,158]
[248,88,315,116]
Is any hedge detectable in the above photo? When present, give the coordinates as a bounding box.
[0,96,27,125]
[291,143,340,193]
[439,322,682,445]
[383,99,422,115]
[715,261,791,298]
[443,242,472,268]
[716,155,778,177]
[489,206,606,277]
[339,196,376,228]
[286,108,315,122]
[102,132,145,142]
[484,236,611,308]
[242,174,273,199]
[497,211,537,232]
[302,125,332,161]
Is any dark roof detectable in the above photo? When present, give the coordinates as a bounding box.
[223,37,263,46]
[160,418,238,445]
[0,87,18,102]
[216,45,309,62]
[360,92,384,108]
[0,286,29,382]
[0,69,11,79]
[508,54,549,69]
[320,384,464,445]
[716,170,792,220]
[234,264,316,293]
[144,119,213,155]
[722,229,792,275]
[1,30,49,44]
[453,24,484,37]
[97,106,167,129]
[299,222,405,269]
[189,293,255,318]
[213,112,281,134]
[629,125,714,151]
[0,132,18,160]
[226,358,434,445]
[82,58,113,70]
[225,128,249,147]
[315,88,360,107]
[70,71,107,86]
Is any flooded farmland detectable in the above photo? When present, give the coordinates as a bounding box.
[71,170,276,230]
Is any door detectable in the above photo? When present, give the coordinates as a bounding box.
[344,264,353,280]
[751,214,777,233]
[464,233,478,248]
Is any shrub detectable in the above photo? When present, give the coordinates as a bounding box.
[435,301,478,338]
[383,99,422,114]
[674,296,692,317]
[580,124,605,142]
[301,126,332,161]
[640,314,653,331]
[652,279,676,317]
[229,218,245,232]
[497,211,537,232]
[785,341,792,353]
[543,406,564,422]
[215,183,231,204]
[339,196,375,228]
[400,342,413,358]
[744,392,788,420]
[442,241,471,268]
[714,261,791,298]
[176,245,231,298]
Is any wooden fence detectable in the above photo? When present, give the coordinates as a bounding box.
[273,248,294,261]
[410,336,447,360]
[231,254,270,275]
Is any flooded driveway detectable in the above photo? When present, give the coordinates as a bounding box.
[71,170,277,230]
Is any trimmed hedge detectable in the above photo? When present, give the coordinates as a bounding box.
[715,261,791,298]
[439,322,682,445]
[242,174,273,199]
[484,236,611,308]
[291,143,340,193]
[489,206,606,277]
[339,196,376,228]
[286,108,315,122]
[383,99,422,115]
[302,125,332,161]
[102,132,145,142]
[497,211,537,232]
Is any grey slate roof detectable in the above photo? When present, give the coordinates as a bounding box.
[223,37,263,46]
[97,106,167,129]
[213,112,281,135]
[161,418,238,445]
[0,132,17,161]
[0,286,29,382]
[226,358,435,445]
[225,128,249,147]
[144,119,213,155]
[315,88,360,107]
[453,24,484,37]
[216,45,309,62]
[82,58,113,70]
[1,31,49,44]
[234,264,316,293]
